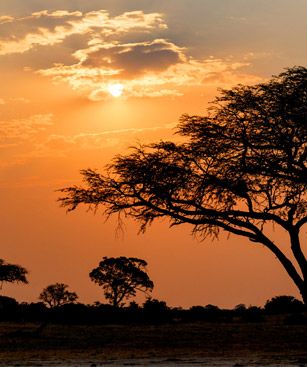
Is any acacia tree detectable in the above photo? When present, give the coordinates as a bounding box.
[59,67,307,304]
[90,256,154,307]
[0,258,28,290]
[39,283,78,308]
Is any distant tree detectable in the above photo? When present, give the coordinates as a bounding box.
[59,67,307,304]
[143,298,169,313]
[0,258,28,290]
[188,304,221,321]
[142,298,169,321]
[265,295,305,314]
[241,306,264,322]
[234,304,247,313]
[89,256,154,308]
[128,300,140,311]
[204,304,220,311]
[39,283,78,308]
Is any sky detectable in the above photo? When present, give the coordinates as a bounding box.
[1,0,306,308]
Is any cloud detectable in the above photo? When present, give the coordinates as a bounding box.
[0,113,53,147]
[0,124,178,172]
[0,8,261,100]
[35,10,261,100]
[10,124,178,163]
[9,97,31,104]
[44,125,175,151]
[0,97,31,105]
[38,37,191,98]
[0,10,166,56]
[77,39,185,76]
[0,11,82,55]
[41,51,259,100]
[0,16,14,24]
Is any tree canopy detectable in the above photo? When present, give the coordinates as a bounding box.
[39,283,78,308]
[0,259,28,289]
[90,256,154,307]
[59,67,307,304]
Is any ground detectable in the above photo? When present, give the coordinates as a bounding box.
[0,320,306,366]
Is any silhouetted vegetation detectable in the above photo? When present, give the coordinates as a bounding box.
[264,295,305,314]
[1,294,306,325]
[0,296,18,321]
[0,259,28,289]
[89,256,154,307]
[59,67,307,304]
[39,283,78,308]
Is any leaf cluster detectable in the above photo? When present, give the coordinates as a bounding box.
[0,258,28,289]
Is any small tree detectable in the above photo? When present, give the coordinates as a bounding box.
[39,283,78,308]
[0,258,28,290]
[90,256,154,308]
[59,67,307,304]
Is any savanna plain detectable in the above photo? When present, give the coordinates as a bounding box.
[1,318,307,366]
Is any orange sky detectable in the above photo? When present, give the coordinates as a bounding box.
[1,0,306,308]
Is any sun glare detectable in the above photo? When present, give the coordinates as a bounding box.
[108,83,124,97]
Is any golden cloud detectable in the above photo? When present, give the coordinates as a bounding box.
[34,10,260,100]
[0,8,262,100]
[40,50,260,100]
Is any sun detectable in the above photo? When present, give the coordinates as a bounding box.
[108,83,124,97]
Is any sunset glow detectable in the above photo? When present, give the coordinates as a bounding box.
[1,0,306,310]
[108,83,124,98]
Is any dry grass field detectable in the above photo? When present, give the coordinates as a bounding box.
[0,320,307,366]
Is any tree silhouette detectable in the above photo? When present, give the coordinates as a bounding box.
[39,283,78,308]
[89,256,154,307]
[264,295,305,314]
[0,258,28,290]
[59,67,307,304]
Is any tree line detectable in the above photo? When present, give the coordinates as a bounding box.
[0,256,306,325]
[0,256,153,308]
[0,293,306,325]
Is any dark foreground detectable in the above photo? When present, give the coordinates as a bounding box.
[0,321,307,366]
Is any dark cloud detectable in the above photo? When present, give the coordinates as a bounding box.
[81,39,184,77]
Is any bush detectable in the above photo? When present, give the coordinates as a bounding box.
[0,296,18,320]
[264,295,305,314]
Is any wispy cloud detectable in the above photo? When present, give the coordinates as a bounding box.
[37,124,176,154]
[0,113,53,147]
[0,124,177,170]
[0,97,31,105]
